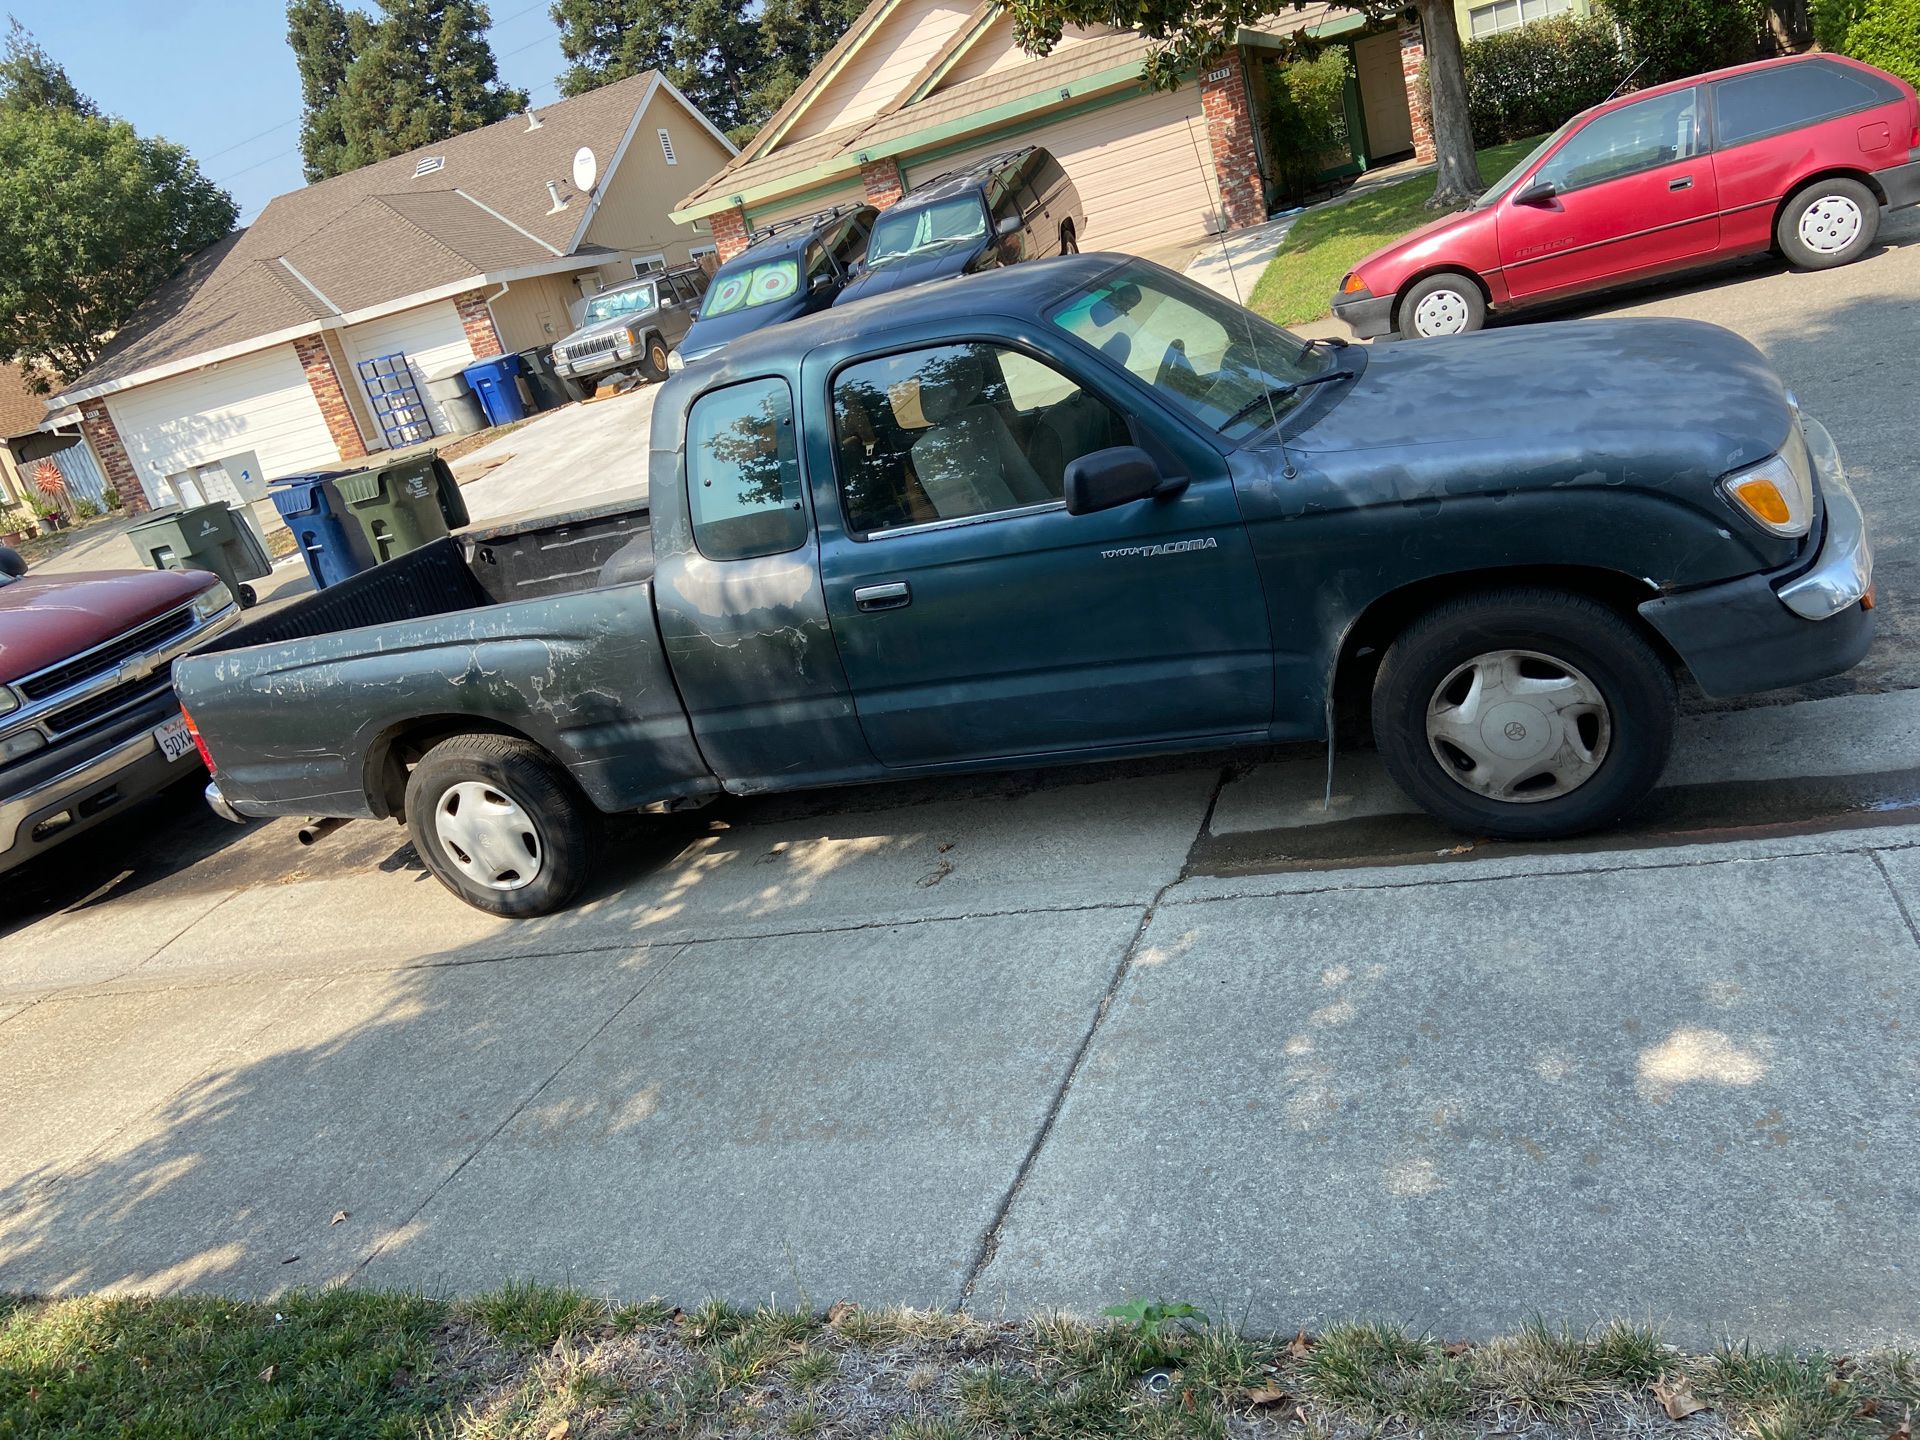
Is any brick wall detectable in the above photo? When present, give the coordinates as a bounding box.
[860,157,905,209]
[454,291,506,359]
[710,205,751,261]
[293,334,370,462]
[1200,56,1267,233]
[77,401,149,515]
[1400,17,1437,165]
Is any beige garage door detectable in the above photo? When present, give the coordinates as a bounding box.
[903,85,1223,257]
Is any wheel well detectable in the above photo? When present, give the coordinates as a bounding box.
[1775,168,1888,232]
[365,714,541,820]
[1391,265,1492,328]
[1331,565,1675,723]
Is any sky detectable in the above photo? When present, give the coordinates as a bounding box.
[14,1,573,226]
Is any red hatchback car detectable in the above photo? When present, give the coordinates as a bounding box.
[1333,53,1920,340]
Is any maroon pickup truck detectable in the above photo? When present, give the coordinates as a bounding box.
[0,552,239,874]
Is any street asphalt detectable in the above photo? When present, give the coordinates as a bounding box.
[3,211,1919,1346]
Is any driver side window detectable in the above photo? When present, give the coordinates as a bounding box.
[1535,88,1702,194]
[832,343,1128,536]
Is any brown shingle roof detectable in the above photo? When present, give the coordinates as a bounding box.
[69,71,675,394]
[0,364,50,440]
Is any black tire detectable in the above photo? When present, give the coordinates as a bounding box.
[1371,587,1676,841]
[238,583,257,608]
[640,335,671,382]
[1776,177,1879,269]
[1397,271,1486,339]
[1059,220,1079,255]
[404,734,598,917]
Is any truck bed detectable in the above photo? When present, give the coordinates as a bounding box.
[175,500,717,823]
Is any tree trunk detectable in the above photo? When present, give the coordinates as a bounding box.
[1766,0,1811,51]
[1416,0,1483,209]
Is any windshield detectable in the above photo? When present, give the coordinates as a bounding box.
[584,283,656,322]
[699,258,801,317]
[865,195,989,265]
[1050,264,1339,443]
[1471,119,1577,208]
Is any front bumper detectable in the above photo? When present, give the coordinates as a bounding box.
[1332,287,1396,340]
[1876,155,1920,211]
[1638,420,1875,698]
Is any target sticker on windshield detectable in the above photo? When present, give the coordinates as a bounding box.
[751,264,797,302]
[711,274,750,310]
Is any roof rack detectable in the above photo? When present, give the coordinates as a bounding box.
[901,147,1035,197]
[750,202,869,243]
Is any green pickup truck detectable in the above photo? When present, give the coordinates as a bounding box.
[175,256,1875,916]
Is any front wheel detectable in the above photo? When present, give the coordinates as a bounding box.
[640,335,671,382]
[1777,178,1879,269]
[1398,271,1486,339]
[1059,221,1079,255]
[405,734,598,916]
[1371,588,1675,840]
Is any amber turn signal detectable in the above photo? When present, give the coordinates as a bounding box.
[1726,474,1792,527]
[1340,273,1368,294]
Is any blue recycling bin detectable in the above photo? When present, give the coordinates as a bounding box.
[269,472,376,589]
[462,354,528,426]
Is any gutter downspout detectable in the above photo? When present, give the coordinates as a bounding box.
[485,281,512,353]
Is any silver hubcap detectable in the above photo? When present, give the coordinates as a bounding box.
[434,781,543,891]
[1412,288,1471,336]
[1426,649,1611,803]
[1798,195,1863,255]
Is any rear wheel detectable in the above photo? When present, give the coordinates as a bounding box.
[1777,177,1879,269]
[1059,221,1079,255]
[404,734,597,917]
[1371,588,1675,840]
[1398,271,1486,338]
[640,335,671,382]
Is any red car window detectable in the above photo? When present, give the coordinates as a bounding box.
[1713,59,1905,148]
[1538,89,1702,193]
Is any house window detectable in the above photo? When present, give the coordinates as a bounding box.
[689,243,717,260]
[658,127,677,165]
[632,254,668,276]
[1468,0,1574,38]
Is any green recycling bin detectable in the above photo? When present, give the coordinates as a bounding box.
[126,502,273,607]
[328,453,470,565]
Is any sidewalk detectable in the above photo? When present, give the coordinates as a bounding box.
[2,691,1917,1348]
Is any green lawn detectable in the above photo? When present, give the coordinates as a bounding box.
[1248,134,1545,327]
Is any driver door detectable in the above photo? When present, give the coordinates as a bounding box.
[814,339,1274,767]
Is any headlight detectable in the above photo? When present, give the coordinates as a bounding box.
[667,349,685,373]
[0,686,18,718]
[1720,426,1815,538]
[0,726,45,763]
[192,582,236,621]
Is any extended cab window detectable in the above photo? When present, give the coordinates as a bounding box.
[833,342,1128,535]
[686,378,807,561]
[1535,89,1701,193]
[1713,60,1900,147]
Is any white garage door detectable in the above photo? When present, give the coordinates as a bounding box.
[904,86,1223,256]
[343,300,478,441]
[107,343,340,507]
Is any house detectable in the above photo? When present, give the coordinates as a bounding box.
[0,364,113,518]
[669,2,1432,262]
[1457,0,1590,42]
[46,72,734,516]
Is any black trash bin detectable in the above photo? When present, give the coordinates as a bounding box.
[515,345,571,411]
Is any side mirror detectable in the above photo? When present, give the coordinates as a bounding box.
[995,214,1020,237]
[1063,446,1183,515]
[1513,178,1558,206]
[0,545,23,579]
[811,271,836,296]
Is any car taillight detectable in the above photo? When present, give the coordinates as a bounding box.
[180,706,215,773]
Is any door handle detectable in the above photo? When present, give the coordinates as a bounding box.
[1669,175,1693,191]
[853,581,911,612]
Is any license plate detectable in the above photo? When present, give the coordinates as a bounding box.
[154,715,195,764]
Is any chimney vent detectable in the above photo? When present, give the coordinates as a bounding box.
[546,180,569,214]
[525,109,542,131]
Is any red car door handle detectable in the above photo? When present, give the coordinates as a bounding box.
[1669,175,1693,191]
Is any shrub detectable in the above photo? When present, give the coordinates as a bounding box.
[1266,47,1354,204]
[1463,13,1631,145]
[101,485,121,510]
[1600,0,1767,84]
[1813,0,1920,88]
[75,497,101,519]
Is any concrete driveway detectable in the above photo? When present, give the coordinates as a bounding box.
[452,386,659,523]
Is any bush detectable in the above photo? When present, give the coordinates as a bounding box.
[75,497,101,519]
[1813,0,1920,88]
[1463,13,1631,145]
[101,485,121,510]
[1600,0,1766,84]
[1266,48,1353,204]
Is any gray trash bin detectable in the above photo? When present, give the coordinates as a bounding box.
[127,502,274,607]
[424,361,488,435]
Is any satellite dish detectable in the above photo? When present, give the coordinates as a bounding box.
[572,146,598,192]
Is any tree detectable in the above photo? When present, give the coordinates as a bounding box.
[288,0,365,181]
[291,0,529,179]
[0,18,96,116]
[551,0,864,144]
[1600,0,1765,85]
[1001,0,1485,207]
[0,107,238,388]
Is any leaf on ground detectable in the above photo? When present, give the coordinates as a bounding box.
[826,1301,859,1327]
[330,1209,349,1225]
[258,1364,277,1384]
[1855,1398,1879,1419]
[545,1422,570,1440]
[1443,1339,1472,1358]
[1652,1374,1709,1420]
[1888,1407,1912,1440]
[1285,1329,1313,1358]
